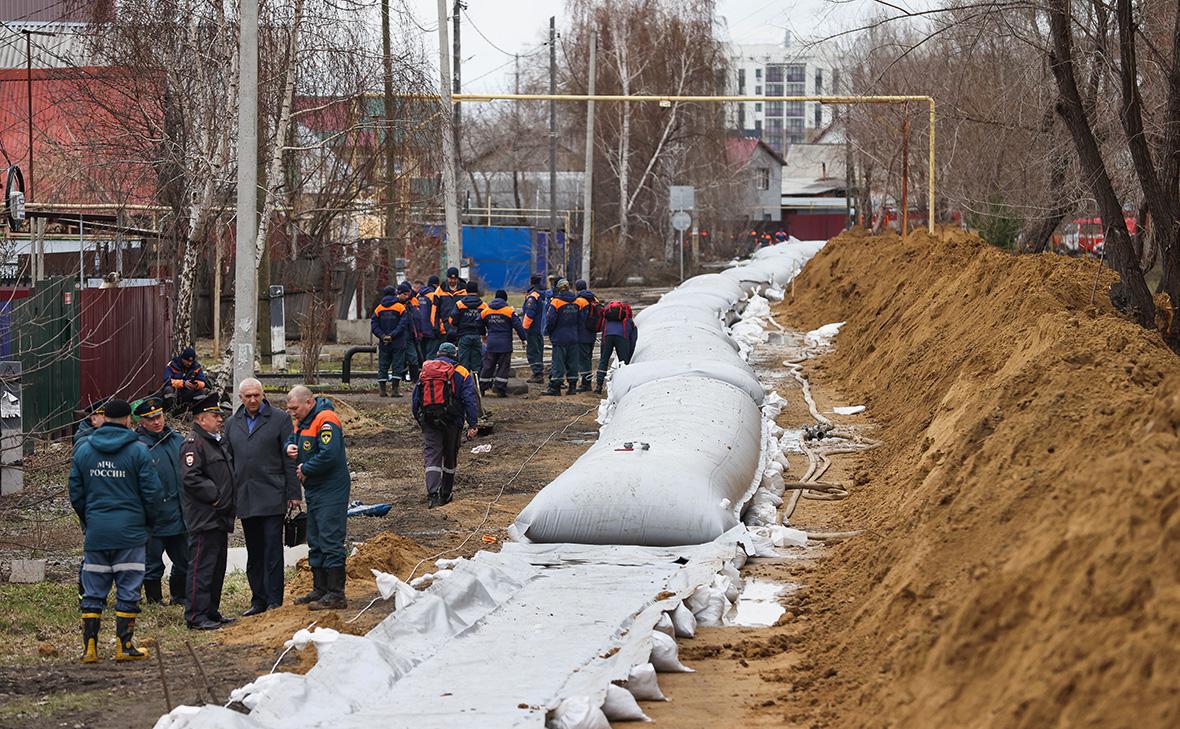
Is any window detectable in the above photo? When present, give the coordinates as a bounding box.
[755,85,762,95]
[787,117,804,143]
[785,64,805,82]
[755,67,763,80]
[756,167,770,191]
[738,104,746,129]
[755,119,762,133]
[754,102,762,112]
[766,82,783,97]
[784,101,804,117]
[815,68,824,94]
[737,68,745,93]
[767,117,784,131]
[763,213,772,221]
[832,68,841,94]
[814,104,823,128]
[786,82,805,96]
[766,132,784,154]
[766,64,784,83]
[766,101,783,116]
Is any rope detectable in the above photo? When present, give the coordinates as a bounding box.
[343,404,598,625]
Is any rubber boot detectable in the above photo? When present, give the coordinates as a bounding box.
[114,612,149,661]
[80,613,101,664]
[379,381,388,397]
[566,381,578,395]
[594,379,604,395]
[578,379,593,393]
[542,382,563,396]
[528,373,545,384]
[143,579,164,605]
[295,568,326,605]
[308,568,347,611]
[390,379,402,398]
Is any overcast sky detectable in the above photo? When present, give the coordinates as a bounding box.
[397,0,892,92]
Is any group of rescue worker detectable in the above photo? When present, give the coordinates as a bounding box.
[373,270,639,399]
[69,356,352,664]
[66,268,639,663]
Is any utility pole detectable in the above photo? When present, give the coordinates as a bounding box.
[437,0,461,269]
[452,0,462,159]
[548,16,558,275]
[580,30,596,282]
[21,29,52,203]
[233,0,259,391]
[381,0,398,266]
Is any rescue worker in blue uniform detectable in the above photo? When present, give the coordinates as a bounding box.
[432,267,466,344]
[573,280,601,392]
[371,285,412,398]
[403,282,423,381]
[543,279,582,396]
[69,398,163,663]
[521,274,548,383]
[134,397,188,606]
[447,281,486,375]
[161,347,209,413]
[418,275,441,359]
[596,301,640,393]
[412,342,480,507]
[480,289,528,397]
[285,386,351,610]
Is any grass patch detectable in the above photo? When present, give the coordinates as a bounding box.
[0,572,253,665]
[0,688,109,722]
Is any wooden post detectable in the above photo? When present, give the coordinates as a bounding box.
[901,104,910,237]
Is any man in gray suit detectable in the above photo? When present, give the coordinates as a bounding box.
[226,378,301,616]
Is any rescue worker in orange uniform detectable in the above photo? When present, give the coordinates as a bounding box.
[371,285,413,397]
[479,289,528,397]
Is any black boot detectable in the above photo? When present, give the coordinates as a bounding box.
[528,373,545,384]
[114,612,149,661]
[390,379,402,398]
[80,613,101,664]
[542,382,563,396]
[439,480,454,506]
[168,571,186,606]
[578,380,593,392]
[379,381,388,397]
[308,568,348,611]
[143,579,164,605]
[566,381,579,395]
[295,568,326,605]
[594,380,604,394]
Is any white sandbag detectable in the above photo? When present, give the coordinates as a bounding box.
[620,663,666,702]
[630,329,751,373]
[548,696,611,729]
[654,613,675,638]
[688,585,730,627]
[670,603,697,638]
[633,302,726,331]
[512,376,764,546]
[649,631,693,673]
[602,684,651,722]
[604,361,765,409]
[675,273,747,300]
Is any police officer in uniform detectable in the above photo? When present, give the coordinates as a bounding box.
[180,394,237,630]
[135,397,189,606]
[285,385,351,610]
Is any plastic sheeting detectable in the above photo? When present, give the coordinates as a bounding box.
[512,239,825,546]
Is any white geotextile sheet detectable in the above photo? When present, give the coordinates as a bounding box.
[599,360,765,421]
[510,375,765,546]
[156,539,745,729]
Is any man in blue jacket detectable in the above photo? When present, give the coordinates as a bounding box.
[371,284,413,398]
[480,289,528,397]
[161,347,209,413]
[596,301,639,393]
[521,274,548,383]
[543,279,582,396]
[573,280,601,392]
[447,281,486,375]
[286,386,351,610]
[134,397,188,607]
[69,398,163,663]
[432,267,466,344]
[73,400,107,450]
[418,275,441,359]
[412,342,479,508]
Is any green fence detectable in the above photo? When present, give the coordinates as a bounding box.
[15,276,80,441]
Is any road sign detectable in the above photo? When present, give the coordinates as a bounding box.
[670,185,695,211]
[671,211,692,231]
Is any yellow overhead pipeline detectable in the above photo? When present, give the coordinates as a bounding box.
[381,91,938,234]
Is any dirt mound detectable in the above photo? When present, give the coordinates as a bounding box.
[779,228,1180,728]
[330,396,385,437]
[285,530,432,600]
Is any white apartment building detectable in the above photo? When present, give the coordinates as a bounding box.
[726,33,838,157]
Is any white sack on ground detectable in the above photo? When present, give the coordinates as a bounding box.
[601,361,764,414]
[511,376,764,546]
[649,630,693,673]
[602,684,651,722]
[621,663,666,701]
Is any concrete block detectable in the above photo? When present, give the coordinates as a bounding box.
[8,559,46,583]
[334,319,373,345]
[0,466,22,495]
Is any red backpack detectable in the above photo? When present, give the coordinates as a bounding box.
[604,301,632,322]
[418,359,459,427]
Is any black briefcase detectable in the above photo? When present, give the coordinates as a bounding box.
[284,507,307,547]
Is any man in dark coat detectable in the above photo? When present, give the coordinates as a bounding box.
[73,399,107,450]
[418,275,441,359]
[226,377,301,616]
[521,274,548,383]
[161,347,209,413]
[286,386,351,610]
[69,398,163,663]
[412,342,480,508]
[180,394,237,630]
[134,398,189,606]
[573,280,601,392]
[543,279,582,396]
[371,284,413,397]
[479,289,527,397]
[432,267,466,344]
[447,281,486,375]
